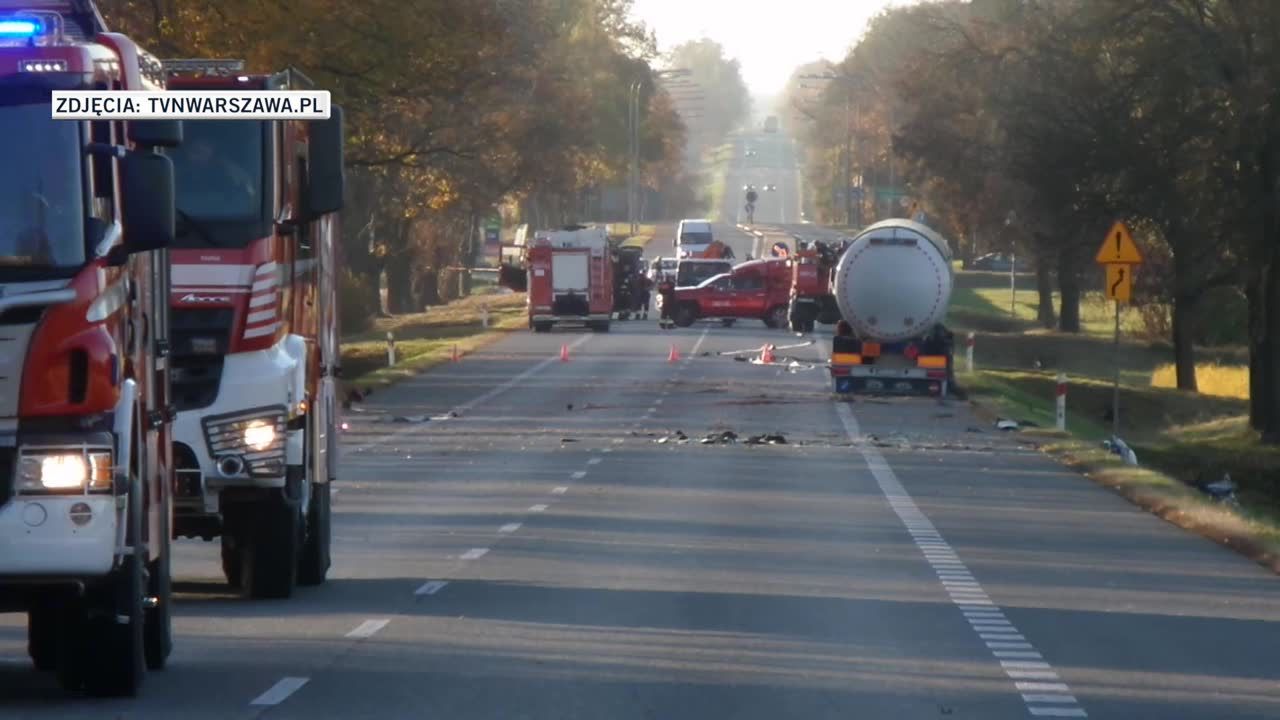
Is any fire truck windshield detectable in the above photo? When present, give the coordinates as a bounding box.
[168,119,268,248]
[0,88,85,275]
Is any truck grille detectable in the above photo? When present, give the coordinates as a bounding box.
[171,309,233,411]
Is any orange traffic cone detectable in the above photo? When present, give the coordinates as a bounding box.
[451,344,460,362]
[560,344,570,362]
[668,344,681,363]
[761,343,776,364]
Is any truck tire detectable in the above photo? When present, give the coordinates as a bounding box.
[28,606,56,671]
[673,304,697,328]
[241,481,301,600]
[72,483,146,697]
[144,504,173,670]
[767,305,788,330]
[298,481,331,586]
[221,534,242,588]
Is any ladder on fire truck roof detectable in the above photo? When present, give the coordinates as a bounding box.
[161,58,246,77]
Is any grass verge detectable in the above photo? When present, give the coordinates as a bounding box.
[951,270,1279,573]
[340,293,526,392]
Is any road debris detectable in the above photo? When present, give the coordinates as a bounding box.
[995,418,1020,431]
[700,430,739,445]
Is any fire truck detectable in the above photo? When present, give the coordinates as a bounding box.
[520,226,614,333]
[0,0,181,695]
[786,239,846,333]
[162,59,345,599]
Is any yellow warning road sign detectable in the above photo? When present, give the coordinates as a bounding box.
[1096,221,1143,264]
[1105,263,1133,303]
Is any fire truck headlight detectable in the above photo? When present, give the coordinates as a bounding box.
[18,452,112,492]
[243,421,276,452]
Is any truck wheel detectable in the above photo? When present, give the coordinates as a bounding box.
[673,305,697,328]
[28,606,57,672]
[241,483,301,600]
[144,506,173,670]
[298,481,331,586]
[78,483,146,697]
[767,306,788,330]
[221,534,242,588]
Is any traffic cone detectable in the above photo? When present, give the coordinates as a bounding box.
[560,344,570,362]
[451,344,460,363]
[761,343,776,364]
[668,344,681,363]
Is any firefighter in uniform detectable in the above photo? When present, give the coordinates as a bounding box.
[657,275,676,329]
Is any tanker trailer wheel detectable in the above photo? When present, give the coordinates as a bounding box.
[27,605,57,671]
[673,304,698,328]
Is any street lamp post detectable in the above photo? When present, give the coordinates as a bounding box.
[799,72,859,227]
[628,68,690,235]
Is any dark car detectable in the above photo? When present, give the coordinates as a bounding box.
[966,252,1025,272]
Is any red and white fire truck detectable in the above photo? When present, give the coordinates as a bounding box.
[0,0,181,695]
[523,225,613,333]
[162,60,345,599]
[786,239,846,333]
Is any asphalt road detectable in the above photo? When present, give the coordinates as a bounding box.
[3,134,1280,718]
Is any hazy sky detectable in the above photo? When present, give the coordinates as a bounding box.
[628,0,912,96]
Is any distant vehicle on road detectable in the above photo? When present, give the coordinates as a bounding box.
[765,184,777,192]
[965,252,1024,272]
[674,218,715,257]
[745,148,757,157]
[764,115,779,133]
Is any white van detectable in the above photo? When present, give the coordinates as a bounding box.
[675,219,714,258]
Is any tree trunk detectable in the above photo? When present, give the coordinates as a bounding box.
[1262,257,1280,443]
[1248,281,1266,429]
[1056,244,1081,333]
[417,270,440,307]
[1171,292,1199,392]
[384,260,414,314]
[1035,259,1056,329]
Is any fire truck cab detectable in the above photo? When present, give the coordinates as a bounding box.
[162,59,345,600]
[0,0,181,696]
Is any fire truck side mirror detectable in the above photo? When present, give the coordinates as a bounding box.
[305,106,346,217]
[119,152,176,256]
[127,119,183,149]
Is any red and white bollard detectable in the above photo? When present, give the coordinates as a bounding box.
[965,332,975,373]
[386,331,396,367]
[1056,372,1067,431]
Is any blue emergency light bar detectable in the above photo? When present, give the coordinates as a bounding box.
[0,18,42,36]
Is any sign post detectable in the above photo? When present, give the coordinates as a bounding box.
[1094,221,1142,437]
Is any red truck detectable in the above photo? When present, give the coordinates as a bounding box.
[162,59,346,599]
[786,240,846,332]
[524,226,613,332]
[0,0,182,695]
[667,258,793,328]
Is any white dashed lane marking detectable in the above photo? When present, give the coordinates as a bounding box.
[415,580,448,596]
[499,523,522,534]
[836,403,1088,718]
[459,548,488,560]
[250,677,309,706]
[528,504,548,512]
[345,619,389,639]
[552,486,568,494]
[571,471,586,479]
[587,457,602,465]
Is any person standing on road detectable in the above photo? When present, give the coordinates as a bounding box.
[635,271,652,320]
[657,276,676,329]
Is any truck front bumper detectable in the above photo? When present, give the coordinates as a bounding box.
[0,495,117,578]
[173,347,304,524]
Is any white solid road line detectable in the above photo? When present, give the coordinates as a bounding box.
[499,522,522,534]
[345,619,390,639]
[348,335,593,454]
[835,400,1089,719]
[415,580,448,596]
[460,548,489,560]
[250,677,309,706]
[690,327,710,356]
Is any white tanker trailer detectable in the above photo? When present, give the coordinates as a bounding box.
[828,218,957,397]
